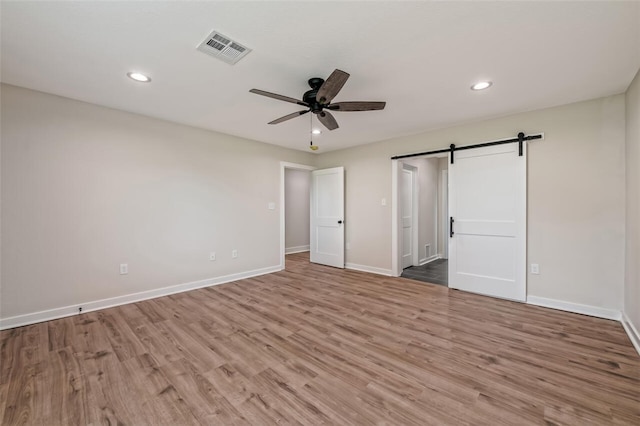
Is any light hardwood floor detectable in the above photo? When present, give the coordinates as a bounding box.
[1,252,639,425]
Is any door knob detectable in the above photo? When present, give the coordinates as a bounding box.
[338,220,343,224]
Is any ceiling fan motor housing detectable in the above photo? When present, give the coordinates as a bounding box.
[304,77,326,113]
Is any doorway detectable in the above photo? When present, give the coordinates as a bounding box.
[280,162,346,271]
[395,155,449,286]
[280,162,315,270]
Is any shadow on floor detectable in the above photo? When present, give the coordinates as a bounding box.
[401,259,448,286]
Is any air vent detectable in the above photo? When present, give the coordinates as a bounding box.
[197,31,251,65]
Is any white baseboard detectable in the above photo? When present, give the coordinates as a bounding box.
[0,265,281,330]
[345,263,393,277]
[419,255,440,266]
[621,311,640,356]
[526,295,621,321]
[285,245,310,254]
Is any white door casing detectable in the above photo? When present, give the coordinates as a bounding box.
[310,167,345,268]
[448,143,526,301]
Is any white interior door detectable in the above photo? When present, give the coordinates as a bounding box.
[310,167,344,268]
[401,166,415,269]
[448,143,526,301]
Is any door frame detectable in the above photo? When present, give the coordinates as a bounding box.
[280,161,316,270]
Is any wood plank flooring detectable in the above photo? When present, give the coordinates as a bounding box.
[1,252,639,425]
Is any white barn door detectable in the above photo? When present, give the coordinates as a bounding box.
[448,143,526,301]
[310,167,345,268]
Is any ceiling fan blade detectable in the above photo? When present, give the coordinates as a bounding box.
[316,69,350,104]
[328,101,386,111]
[317,111,339,131]
[250,89,308,106]
[268,109,310,125]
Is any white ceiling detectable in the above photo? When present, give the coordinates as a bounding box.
[2,1,639,153]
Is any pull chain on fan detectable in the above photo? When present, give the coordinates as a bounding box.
[310,113,318,151]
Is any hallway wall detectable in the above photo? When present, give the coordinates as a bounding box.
[284,169,311,253]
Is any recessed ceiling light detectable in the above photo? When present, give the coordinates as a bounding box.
[471,81,492,91]
[127,72,151,83]
[311,129,322,135]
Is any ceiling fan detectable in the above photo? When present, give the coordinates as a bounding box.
[249,69,386,131]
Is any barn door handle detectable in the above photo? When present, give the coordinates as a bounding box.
[450,217,454,238]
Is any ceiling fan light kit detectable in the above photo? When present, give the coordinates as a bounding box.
[250,69,386,133]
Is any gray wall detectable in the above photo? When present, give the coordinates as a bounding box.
[625,68,640,339]
[284,169,310,252]
[1,81,636,331]
[316,94,626,312]
[1,84,314,320]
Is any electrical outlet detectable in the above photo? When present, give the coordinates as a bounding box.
[120,263,128,275]
[268,202,276,210]
[232,249,238,259]
[210,252,216,261]
[531,263,539,274]
[381,198,387,206]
